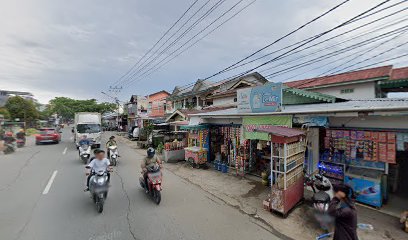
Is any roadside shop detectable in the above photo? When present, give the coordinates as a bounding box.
[181,125,210,168]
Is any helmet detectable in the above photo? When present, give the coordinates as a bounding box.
[5,132,13,137]
[147,147,155,157]
[109,136,115,140]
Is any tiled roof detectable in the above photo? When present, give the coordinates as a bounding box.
[285,66,392,89]
[390,67,408,80]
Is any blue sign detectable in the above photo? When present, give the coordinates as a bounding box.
[237,82,282,113]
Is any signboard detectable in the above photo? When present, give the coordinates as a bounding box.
[243,116,292,141]
[237,82,283,113]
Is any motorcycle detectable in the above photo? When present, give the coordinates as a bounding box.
[304,173,334,230]
[16,137,26,148]
[108,145,119,166]
[139,164,162,205]
[89,170,109,213]
[3,142,16,154]
[79,144,92,164]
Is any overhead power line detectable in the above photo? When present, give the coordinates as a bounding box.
[111,0,200,87]
[121,0,227,86]
[123,0,255,87]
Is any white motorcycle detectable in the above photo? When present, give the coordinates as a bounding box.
[79,144,91,164]
[108,145,119,166]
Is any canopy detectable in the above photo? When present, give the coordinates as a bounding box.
[254,126,304,138]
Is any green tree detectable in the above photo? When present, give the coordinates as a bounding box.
[47,97,117,120]
[5,96,39,126]
[0,107,10,119]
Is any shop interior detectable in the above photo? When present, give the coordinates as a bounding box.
[317,128,408,216]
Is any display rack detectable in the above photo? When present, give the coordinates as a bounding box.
[256,126,306,217]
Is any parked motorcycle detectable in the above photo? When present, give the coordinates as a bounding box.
[139,164,162,205]
[304,173,334,230]
[79,144,92,164]
[3,142,16,154]
[108,145,119,166]
[16,137,26,148]
[89,170,109,213]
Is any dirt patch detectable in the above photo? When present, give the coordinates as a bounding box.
[241,181,266,198]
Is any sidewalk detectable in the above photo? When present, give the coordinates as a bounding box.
[117,135,406,240]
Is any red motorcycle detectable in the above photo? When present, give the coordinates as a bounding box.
[139,165,162,204]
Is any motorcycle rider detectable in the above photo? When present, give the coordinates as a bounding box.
[106,136,117,159]
[79,135,91,146]
[4,132,15,145]
[16,129,25,140]
[85,149,112,191]
[141,147,162,193]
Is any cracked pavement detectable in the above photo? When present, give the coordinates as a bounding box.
[0,129,281,240]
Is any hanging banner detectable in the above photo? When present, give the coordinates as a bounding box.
[243,116,292,140]
[293,116,328,127]
[237,82,283,113]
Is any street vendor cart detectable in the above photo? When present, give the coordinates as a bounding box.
[256,126,306,217]
[181,125,209,168]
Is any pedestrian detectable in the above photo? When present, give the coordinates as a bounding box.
[328,184,358,240]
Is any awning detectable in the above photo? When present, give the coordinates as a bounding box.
[254,126,305,137]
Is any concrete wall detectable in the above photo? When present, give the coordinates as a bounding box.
[308,82,377,99]
[213,96,236,107]
[329,115,408,130]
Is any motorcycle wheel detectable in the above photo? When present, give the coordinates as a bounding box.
[97,197,104,213]
[153,190,161,205]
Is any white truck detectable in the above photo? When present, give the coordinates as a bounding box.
[74,112,102,148]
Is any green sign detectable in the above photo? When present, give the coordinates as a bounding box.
[243,115,292,140]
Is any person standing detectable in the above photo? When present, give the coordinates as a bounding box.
[328,184,358,240]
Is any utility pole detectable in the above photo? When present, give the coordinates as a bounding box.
[102,86,122,131]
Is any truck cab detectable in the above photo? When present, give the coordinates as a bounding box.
[74,113,102,148]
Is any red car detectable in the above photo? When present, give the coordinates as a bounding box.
[36,128,61,145]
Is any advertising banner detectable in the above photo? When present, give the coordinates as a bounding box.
[243,116,292,140]
[237,82,282,113]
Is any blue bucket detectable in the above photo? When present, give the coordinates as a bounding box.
[221,164,228,173]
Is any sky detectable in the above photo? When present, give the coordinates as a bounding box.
[0,0,407,104]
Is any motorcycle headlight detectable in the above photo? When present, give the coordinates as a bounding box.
[96,177,105,185]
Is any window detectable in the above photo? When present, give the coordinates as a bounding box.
[340,88,354,94]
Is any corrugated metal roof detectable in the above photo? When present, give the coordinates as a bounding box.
[191,99,408,117]
[284,87,338,103]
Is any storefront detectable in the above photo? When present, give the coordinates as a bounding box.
[323,115,408,214]
[243,116,292,177]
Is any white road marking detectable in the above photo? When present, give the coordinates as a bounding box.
[42,170,58,195]
[62,147,67,155]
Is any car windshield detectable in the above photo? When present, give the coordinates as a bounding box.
[77,124,101,133]
[38,130,55,135]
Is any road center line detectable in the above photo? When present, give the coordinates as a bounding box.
[42,170,58,195]
[62,147,67,155]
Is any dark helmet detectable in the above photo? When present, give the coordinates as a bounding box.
[109,136,115,140]
[147,147,155,157]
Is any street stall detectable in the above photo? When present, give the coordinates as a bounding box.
[256,126,306,217]
[243,116,292,177]
[181,125,210,168]
[161,131,188,163]
[209,124,245,175]
[319,128,395,208]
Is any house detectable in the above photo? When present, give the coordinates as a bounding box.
[167,72,269,111]
[147,90,171,118]
[285,65,408,99]
[204,72,268,108]
[126,95,148,127]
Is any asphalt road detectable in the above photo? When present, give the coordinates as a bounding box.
[0,129,280,240]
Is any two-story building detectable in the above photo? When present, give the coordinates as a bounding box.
[126,95,148,128]
[285,65,408,99]
[147,90,171,119]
